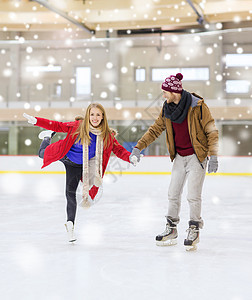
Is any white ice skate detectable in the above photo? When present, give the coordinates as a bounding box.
[184,222,199,251]
[38,130,55,140]
[156,219,178,246]
[65,221,77,243]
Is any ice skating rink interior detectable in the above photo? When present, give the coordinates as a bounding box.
[1,1,252,299]
[1,156,251,300]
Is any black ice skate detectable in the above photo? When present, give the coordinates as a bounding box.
[156,218,178,246]
[184,221,200,251]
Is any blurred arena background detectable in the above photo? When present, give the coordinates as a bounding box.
[0,0,251,163]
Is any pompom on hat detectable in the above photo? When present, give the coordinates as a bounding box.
[161,73,183,94]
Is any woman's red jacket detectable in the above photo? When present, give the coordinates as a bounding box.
[35,117,131,199]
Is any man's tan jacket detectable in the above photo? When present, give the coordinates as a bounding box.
[136,93,218,163]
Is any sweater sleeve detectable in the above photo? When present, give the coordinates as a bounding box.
[135,110,166,151]
[35,117,77,133]
[201,104,219,156]
[112,138,131,163]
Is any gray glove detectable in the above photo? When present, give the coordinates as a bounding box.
[208,155,218,173]
[129,147,141,166]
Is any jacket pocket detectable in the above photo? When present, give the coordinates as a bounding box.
[196,132,208,151]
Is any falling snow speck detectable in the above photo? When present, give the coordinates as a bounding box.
[24,139,32,146]
[26,47,33,54]
[121,67,128,74]
[100,92,108,99]
[36,83,43,90]
[206,47,213,54]
[164,53,171,60]
[234,98,241,105]
[106,62,113,69]
[216,74,223,81]
[54,113,61,121]
[34,105,41,112]
[24,103,30,109]
[135,112,142,119]
[115,103,122,110]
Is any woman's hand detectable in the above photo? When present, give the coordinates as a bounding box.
[129,148,143,166]
[23,113,37,125]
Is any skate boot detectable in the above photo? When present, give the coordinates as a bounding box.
[38,130,56,140]
[156,218,178,246]
[65,221,77,243]
[184,221,199,251]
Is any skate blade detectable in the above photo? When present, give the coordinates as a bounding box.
[156,239,177,247]
[69,238,77,243]
[185,245,197,251]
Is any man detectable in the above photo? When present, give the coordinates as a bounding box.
[130,73,218,251]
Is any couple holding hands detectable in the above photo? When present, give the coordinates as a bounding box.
[24,73,218,251]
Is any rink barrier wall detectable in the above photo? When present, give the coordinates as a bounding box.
[0,171,251,176]
[0,156,251,176]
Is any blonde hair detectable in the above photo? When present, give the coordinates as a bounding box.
[73,103,112,148]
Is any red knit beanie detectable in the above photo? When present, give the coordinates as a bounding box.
[161,73,183,94]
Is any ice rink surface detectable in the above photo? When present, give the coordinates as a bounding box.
[1,172,252,300]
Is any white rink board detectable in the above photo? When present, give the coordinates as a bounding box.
[0,155,251,174]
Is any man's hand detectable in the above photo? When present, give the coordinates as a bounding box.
[208,155,218,173]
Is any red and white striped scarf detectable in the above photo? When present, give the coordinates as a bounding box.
[81,126,103,208]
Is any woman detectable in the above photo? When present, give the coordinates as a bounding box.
[23,103,136,242]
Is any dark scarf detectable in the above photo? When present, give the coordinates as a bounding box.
[162,90,192,124]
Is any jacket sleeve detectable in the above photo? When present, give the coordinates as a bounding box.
[35,117,77,133]
[112,138,131,163]
[135,110,166,151]
[200,103,219,156]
